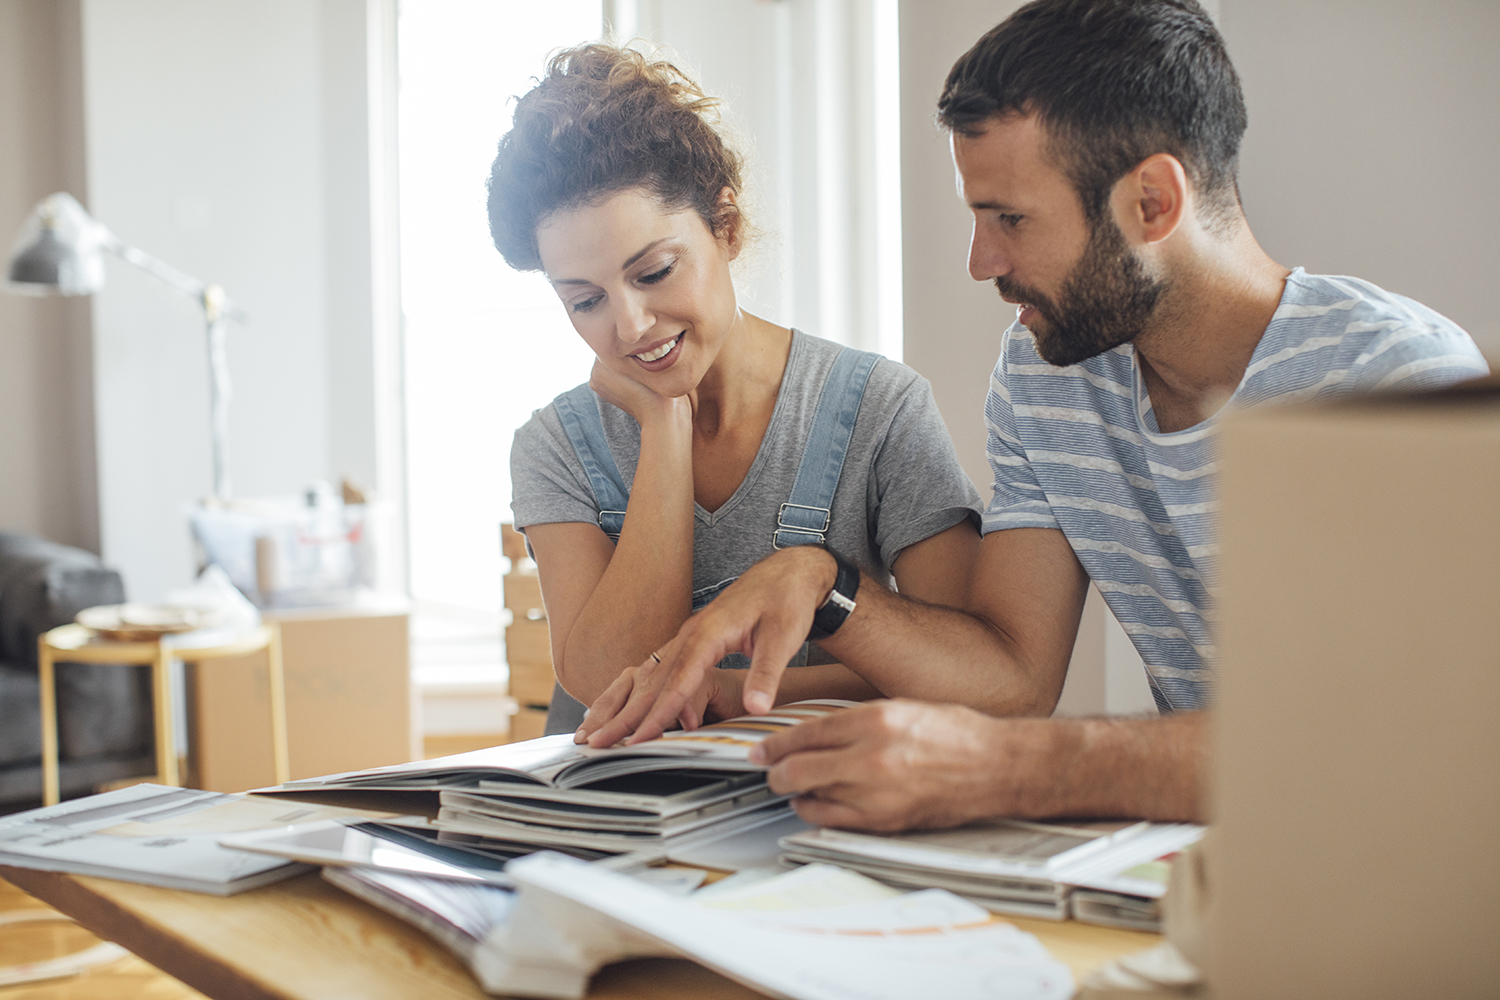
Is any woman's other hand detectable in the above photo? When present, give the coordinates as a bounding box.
[575,546,836,746]
[576,664,747,745]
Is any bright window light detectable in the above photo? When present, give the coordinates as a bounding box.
[399,0,602,616]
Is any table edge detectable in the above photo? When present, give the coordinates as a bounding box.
[0,865,294,1000]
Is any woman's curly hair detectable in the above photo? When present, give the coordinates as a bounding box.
[487,44,745,272]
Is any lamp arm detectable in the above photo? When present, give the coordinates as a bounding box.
[102,233,249,323]
[100,231,243,498]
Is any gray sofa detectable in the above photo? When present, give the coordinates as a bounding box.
[0,532,154,806]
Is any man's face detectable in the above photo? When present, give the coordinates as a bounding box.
[952,115,1164,367]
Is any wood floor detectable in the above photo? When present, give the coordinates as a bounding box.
[0,875,204,1000]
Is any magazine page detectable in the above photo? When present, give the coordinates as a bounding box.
[273,734,586,792]
[1052,824,1205,898]
[778,817,1148,878]
[475,765,769,817]
[0,784,389,894]
[479,854,1074,1000]
[552,700,857,787]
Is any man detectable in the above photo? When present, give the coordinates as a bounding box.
[574,0,1489,829]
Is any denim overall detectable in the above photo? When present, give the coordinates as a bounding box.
[541,346,880,735]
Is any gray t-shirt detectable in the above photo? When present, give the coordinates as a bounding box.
[510,330,981,726]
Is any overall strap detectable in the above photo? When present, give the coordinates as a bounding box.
[553,384,630,541]
[774,348,881,548]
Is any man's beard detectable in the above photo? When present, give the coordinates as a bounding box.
[995,216,1166,368]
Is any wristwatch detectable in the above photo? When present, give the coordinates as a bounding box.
[807,545,860,641]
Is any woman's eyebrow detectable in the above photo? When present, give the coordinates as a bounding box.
[621,237,672,270]
[549,237,677,286]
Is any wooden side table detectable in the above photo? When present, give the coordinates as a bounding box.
[37,623,290,805]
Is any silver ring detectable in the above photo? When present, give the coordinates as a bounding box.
[650,651,662,664]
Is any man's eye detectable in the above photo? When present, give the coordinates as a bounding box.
[999,213,1023,228]
[639,263,675,285]
[570,294,603,314]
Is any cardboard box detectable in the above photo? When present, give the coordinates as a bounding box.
[1212,381,1500,999]
[188,602,414,790]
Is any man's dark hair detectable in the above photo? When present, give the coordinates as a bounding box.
[938,0,1247,228]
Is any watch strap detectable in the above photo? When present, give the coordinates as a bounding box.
[808,545,860,641]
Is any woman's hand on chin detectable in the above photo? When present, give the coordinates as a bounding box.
[589,359,689,428]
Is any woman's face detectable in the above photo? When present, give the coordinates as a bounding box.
[536,187,740,397]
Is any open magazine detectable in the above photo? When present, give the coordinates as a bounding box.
[271,701,852,853]
[273,700,854,795]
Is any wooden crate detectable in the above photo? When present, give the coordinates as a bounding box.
[502,524,557,734]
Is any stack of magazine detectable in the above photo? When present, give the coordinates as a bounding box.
[779,819,1205,928]
[268,700,853,861]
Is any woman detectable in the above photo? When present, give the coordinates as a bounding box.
[490,44,981,736]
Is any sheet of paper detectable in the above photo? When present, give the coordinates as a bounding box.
[482,854,1075,1000]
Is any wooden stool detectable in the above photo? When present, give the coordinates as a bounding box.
[37,623,289,805]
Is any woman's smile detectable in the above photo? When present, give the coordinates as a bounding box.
[631,332,684,369]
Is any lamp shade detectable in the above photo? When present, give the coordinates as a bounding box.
[6,192,109,296]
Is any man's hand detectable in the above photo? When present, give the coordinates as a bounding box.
[751,701,1210,830]
[577,545,839,747]
[746,700,1041,830]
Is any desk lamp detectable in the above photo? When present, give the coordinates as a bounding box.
[6,191,247,499]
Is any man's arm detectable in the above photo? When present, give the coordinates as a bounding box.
[578,527,1090,746]
[749,701,1208,830]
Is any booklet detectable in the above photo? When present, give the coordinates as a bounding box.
[0,784,390,895]
[780,819,1203,923]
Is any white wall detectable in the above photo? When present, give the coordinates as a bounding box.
[81,0,388,600]
[897,0,1018,493]
[0,0,99,553]
[1222,0,1500,359]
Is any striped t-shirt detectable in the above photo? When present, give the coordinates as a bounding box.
[983,268,1489,712]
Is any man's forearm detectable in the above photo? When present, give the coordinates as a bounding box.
[996,710,1209,823]
[821,575,1062,717]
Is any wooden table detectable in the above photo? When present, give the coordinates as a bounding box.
[0,863,1158,999]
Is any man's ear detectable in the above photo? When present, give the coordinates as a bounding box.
[1116,153,1189,246]
[714,186,743,260]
